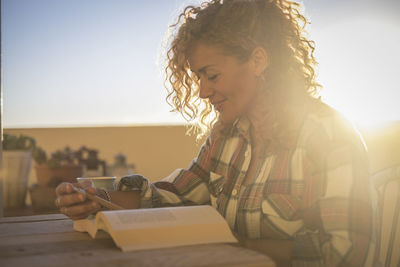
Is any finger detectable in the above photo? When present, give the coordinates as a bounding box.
[69,205,100,220]
[62,201,97,219]
[55,182,74,196]
[55,197,61,208]
[74,181,97,195]
[56,191,86,208]
[61,200,100,220]
[77,180,94,190]
[85,187,97,195]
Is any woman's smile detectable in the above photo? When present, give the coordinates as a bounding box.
[211,99,227,112]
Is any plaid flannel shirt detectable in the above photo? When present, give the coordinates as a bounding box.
[119,101,378,266]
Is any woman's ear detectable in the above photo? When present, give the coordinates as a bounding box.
[249,46,268,76]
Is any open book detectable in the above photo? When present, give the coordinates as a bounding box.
[73,205,238,252]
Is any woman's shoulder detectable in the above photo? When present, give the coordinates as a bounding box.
[304,100,357,136]
[299,100,367,152]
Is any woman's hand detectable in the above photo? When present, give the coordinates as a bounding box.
[55,181,101,220]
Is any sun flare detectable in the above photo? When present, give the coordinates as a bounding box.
[315,17,400,128]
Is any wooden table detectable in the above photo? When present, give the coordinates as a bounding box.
[0,214,275,267]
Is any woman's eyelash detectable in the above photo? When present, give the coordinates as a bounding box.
[208,74,218,81]
[192,73,218,81]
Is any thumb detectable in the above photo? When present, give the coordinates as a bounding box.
[76,179,94,190]
[86,186,97,195]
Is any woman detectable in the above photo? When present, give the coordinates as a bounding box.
[56,0,378,265]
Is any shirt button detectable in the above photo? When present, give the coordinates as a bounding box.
[232,189,238,196]
[218,185,223,193]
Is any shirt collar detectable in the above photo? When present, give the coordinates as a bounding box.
[216,98,312,150]
[233,116,252,140]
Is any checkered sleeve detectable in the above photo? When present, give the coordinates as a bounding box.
[118,137,214,208]
[292,119,377,266]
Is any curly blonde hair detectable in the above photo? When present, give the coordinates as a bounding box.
[164,0,321,139]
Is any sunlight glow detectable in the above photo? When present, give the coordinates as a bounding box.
[3,1,399,128]
[316,17,400,128]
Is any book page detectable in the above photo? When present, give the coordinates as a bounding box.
[73,217,97,238]
[116,222,237,252]
[117,207,177,224]
[102,205,230,231]
[74,205,237,251]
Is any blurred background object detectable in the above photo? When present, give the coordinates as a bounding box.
[106,153,135,184]
[2,134,35,209]
[76,146,106,177]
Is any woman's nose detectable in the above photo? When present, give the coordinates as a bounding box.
[199,79,214,99]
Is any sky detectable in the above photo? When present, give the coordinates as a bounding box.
[2,0,400,128]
